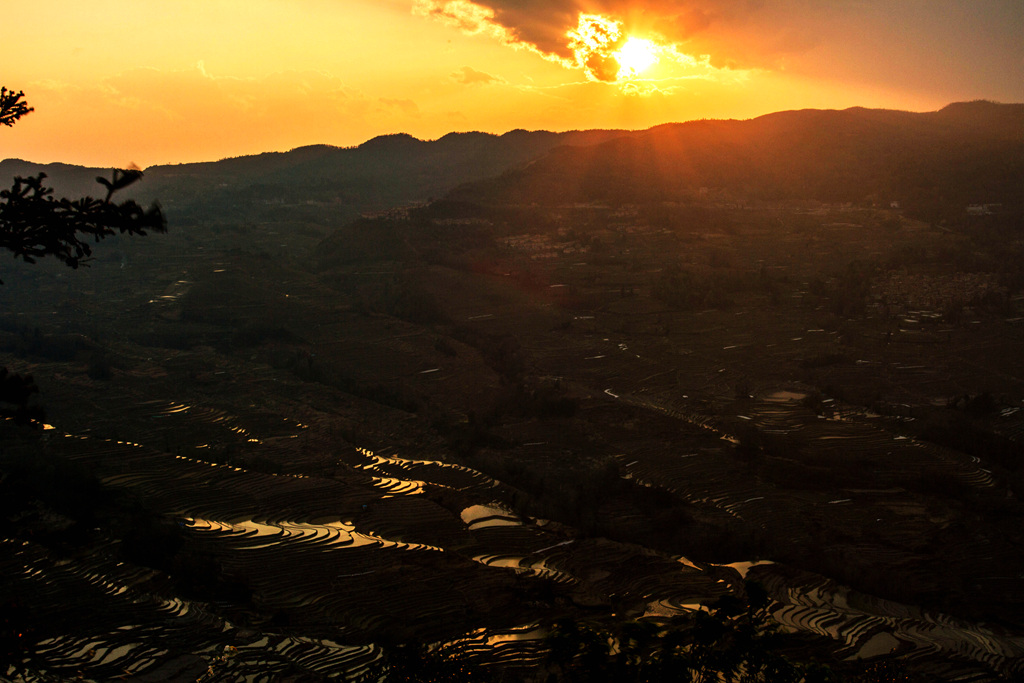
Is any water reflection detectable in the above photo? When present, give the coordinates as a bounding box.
[461,504,521,530]
[183,517,443,552]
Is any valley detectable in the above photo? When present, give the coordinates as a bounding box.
[2,104,1023,681]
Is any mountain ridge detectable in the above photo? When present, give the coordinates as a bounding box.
[447,101,1024,219]
[3,101,1021,223]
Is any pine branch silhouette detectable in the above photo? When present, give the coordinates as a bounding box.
[0,85,166,423]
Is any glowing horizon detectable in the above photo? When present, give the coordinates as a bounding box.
[2,1,1021,168]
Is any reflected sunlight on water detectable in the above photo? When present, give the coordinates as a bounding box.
[183,517,443,552]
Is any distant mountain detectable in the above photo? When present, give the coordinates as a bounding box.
[0,159,118,199]
[4,102,1021,224]
[448,101,1024,220]
[1,128,628,224]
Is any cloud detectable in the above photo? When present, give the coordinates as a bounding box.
[379,98,421,116]
[618,81,662,97]
[412,0,837,75]
[445,110,470,125]
[413,0,767,86]
[413,0,575,67]
[566,13,622,81]
[412,1,523,48]
[452,66,505,85]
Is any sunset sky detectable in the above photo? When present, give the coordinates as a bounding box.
[4,0,1022,168]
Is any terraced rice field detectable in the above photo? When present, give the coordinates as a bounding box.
[4,377,1022,681]
[2,201,1023,681]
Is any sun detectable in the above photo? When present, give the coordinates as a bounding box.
[567,14,662,83]
[614,37,658,79]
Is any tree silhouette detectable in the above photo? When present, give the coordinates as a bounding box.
[0,87,33,127]
[0,87,166,422]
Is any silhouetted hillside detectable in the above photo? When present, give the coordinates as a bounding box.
[2,129,629,225]
[450,102,1024,220]
[5,103,1021,226]
[0,159,116,199]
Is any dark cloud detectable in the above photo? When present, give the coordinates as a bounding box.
[480,1,583,56]
[414,0,800,69]
[416,0,1024,96]
[581,51,619,82]
[462,1,755,45]
[658,7,716,37]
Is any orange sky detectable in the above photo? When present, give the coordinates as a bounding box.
[3,0,1022,168]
